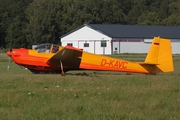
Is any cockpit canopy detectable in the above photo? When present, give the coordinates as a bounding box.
[34,43,59,53]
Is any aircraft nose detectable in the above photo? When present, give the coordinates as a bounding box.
[6,49,21,57]
[6,51,12,57]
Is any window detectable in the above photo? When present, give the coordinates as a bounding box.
[52,45,59,53]
[67,43,73,46]
[101,41,107,47]
[84,43,89,47]
[34,43,51,53]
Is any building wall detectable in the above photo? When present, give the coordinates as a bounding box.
[77,40,111,54]
[143,39,180,54]
[61,25,180,54]
[171,39,180,54]
[62,39,180,54]
[112,39,152,54]
[112,38,180,54]
[61,26,111,41]
[61,26,112,54]
[62,40,111,54]
[120,41,150,53]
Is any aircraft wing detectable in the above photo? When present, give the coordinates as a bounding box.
[47,46,136,73]
[46,46,83,69]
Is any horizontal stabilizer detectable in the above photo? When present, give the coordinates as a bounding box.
[138,62,159,65]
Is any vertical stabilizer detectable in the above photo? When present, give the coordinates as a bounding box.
[144,37,174,73]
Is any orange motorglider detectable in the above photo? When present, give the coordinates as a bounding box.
[6,37,174,75]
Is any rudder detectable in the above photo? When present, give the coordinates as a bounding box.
[144,37,174,73]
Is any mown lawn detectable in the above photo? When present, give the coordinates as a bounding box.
[0,53,179,120]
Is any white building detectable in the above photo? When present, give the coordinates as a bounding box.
[60,24,180,54]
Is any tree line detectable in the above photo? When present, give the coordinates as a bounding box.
[0,0,180,49]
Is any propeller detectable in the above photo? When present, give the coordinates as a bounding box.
[7,48,12,70]
[7,39,13,70]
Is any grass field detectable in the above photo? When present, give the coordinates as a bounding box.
[0,53,179,120]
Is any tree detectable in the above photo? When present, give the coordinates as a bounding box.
[0,0,33,48]
[125,0,149,24]
[25,0,60,47]
[162,0,180,25]
[0,0,179,48]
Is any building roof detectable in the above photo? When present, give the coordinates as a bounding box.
[60,24,180,39]
[87,24,180,39]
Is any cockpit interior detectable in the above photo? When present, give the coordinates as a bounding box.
[34,43,60,53]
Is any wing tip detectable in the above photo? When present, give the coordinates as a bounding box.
[65,46,83,52]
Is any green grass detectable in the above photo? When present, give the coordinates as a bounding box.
[0,54,179,120]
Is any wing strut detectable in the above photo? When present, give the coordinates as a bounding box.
[60,60,65,76]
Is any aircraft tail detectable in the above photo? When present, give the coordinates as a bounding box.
[143,37,174,73]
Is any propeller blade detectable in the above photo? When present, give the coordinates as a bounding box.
[7,48,12,70]
[7,57,11,70]
[7,39,13,70]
